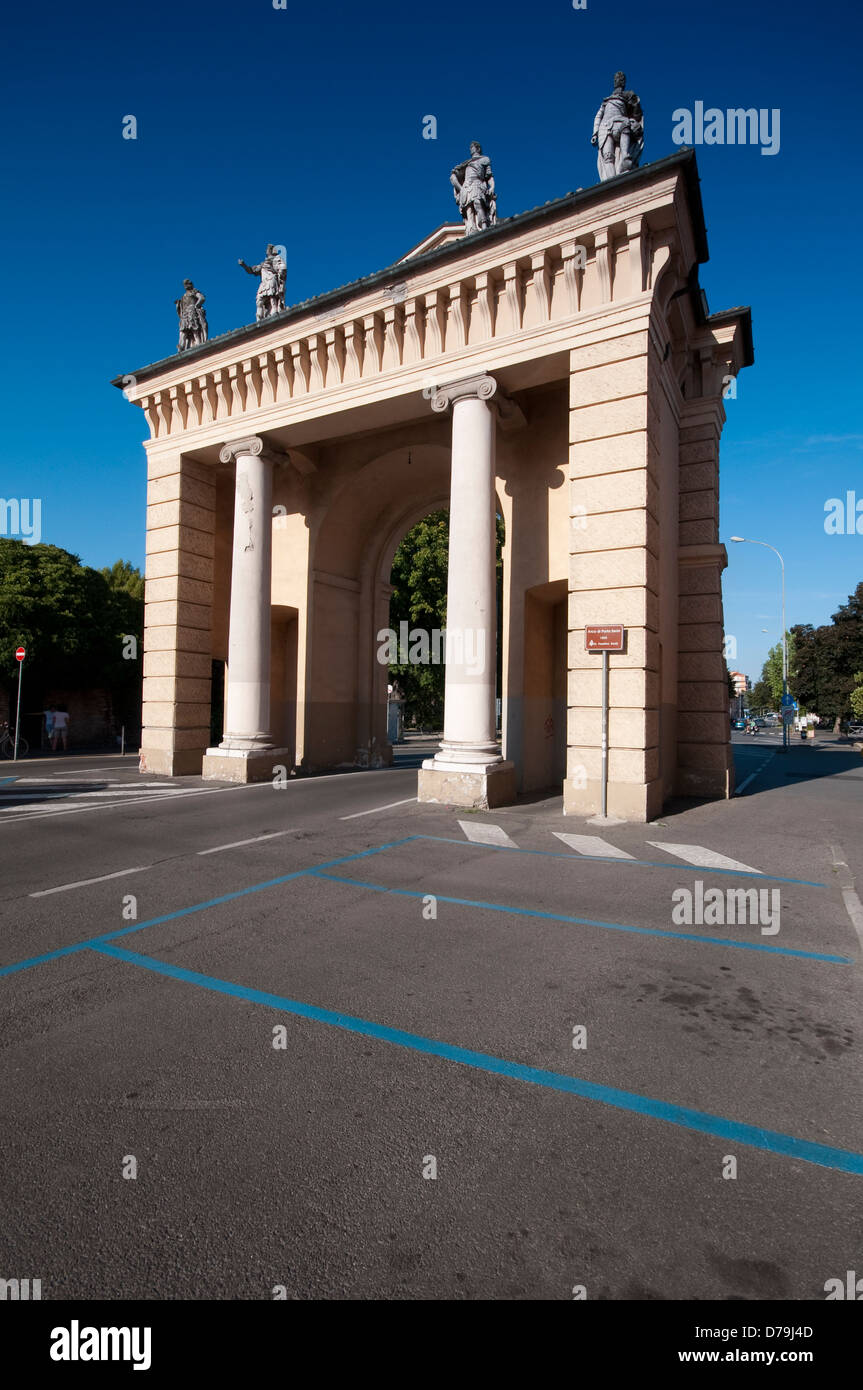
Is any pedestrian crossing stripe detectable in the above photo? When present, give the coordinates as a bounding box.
[454,825,770,878]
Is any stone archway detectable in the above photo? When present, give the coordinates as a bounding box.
[300,442,452,772]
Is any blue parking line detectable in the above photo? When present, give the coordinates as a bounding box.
[0,838,427,980]
[0,843,425,980]
[411,836,826,888]
[309,871,851,964]
[89,942,863,1176]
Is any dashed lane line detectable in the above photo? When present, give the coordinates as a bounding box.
[29,866,151,898]
[198,830,298,855]
[340,797,417,820]
[735,751,776,796]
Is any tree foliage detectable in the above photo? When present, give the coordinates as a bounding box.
[792,583,863,724]
[756,635,795,707]
[388,510,504,728]
[0,540,144,702]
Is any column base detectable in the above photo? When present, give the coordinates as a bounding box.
[201,746,293,784]
[417,758,516,809]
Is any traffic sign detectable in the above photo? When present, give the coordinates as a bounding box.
[782,707,795,723]
[585,624,626,653]
[781,692,794,707]
[15,646,25,662]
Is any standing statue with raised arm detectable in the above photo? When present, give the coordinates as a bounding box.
[450,142,497,235]
[591,72,644,181]
[175,279,208,352]
[238,244,287,321]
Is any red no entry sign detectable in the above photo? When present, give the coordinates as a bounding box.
[15,646,26,662]
[585,625,625,652]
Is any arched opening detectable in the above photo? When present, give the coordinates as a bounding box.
[383,507,506,769]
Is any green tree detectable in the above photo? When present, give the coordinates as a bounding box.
[388,510,504,728]
[793,583,863,728]
[101,559,145,602]
[750,678,772,712]
[756,634,795,707]
[849,673,863,722]
[0,540,144,725]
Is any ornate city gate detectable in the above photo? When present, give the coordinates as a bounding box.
[116,148,751,819]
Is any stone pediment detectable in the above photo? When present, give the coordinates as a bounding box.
[398,224,466,262]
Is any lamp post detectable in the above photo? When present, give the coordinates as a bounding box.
[729,536,789,751]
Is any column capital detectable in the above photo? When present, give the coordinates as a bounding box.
[219,435,284,466]
[429,373,498,414]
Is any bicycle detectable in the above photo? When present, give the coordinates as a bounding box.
[0,721,29,758]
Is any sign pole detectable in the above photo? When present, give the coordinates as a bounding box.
[601,650,610,818]
[13,654,24,761]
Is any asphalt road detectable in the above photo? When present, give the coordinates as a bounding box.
[1,733,862,1300]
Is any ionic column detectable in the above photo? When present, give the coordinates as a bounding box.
[418,374,515,808]
[220,436,274,748]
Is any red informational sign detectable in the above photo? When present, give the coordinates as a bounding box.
[15,646,26,662]
[584,625,625,652]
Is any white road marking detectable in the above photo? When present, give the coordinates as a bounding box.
[30,866,151,898]
[0,785,245,825]
[457,820,518,848]
[841,889,863,951]
[646,842,763,874]
[831,845,863,952]
[553,832,634,859]
[340,797,417,820]
[734,752,776,796]
[198,830,297,855]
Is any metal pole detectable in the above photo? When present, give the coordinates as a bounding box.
[121,724,125,757]
[780,550,788,752]
[729,538,788,752]
[13,657,23,761]
[601,649,609,818]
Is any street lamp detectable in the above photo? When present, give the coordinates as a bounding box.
[729,536,789,750]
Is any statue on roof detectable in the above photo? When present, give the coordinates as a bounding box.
[238,244,287,321]
[175,279,208,352]
[591,72,644,181]
[450,142,497,235]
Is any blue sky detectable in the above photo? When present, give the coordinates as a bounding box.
[1,0,860,682]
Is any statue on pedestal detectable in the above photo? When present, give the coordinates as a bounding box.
[450,142,497,235]
[591,72,644,181]
[175,280,208,351]
[238,244,287,321]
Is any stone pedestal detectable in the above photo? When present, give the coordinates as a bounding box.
[418,759,516,808]
[201,744,292,784]
[418,374,515,809]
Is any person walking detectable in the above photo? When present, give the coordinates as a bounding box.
[51,708,70,752]
[43,706,55,752]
